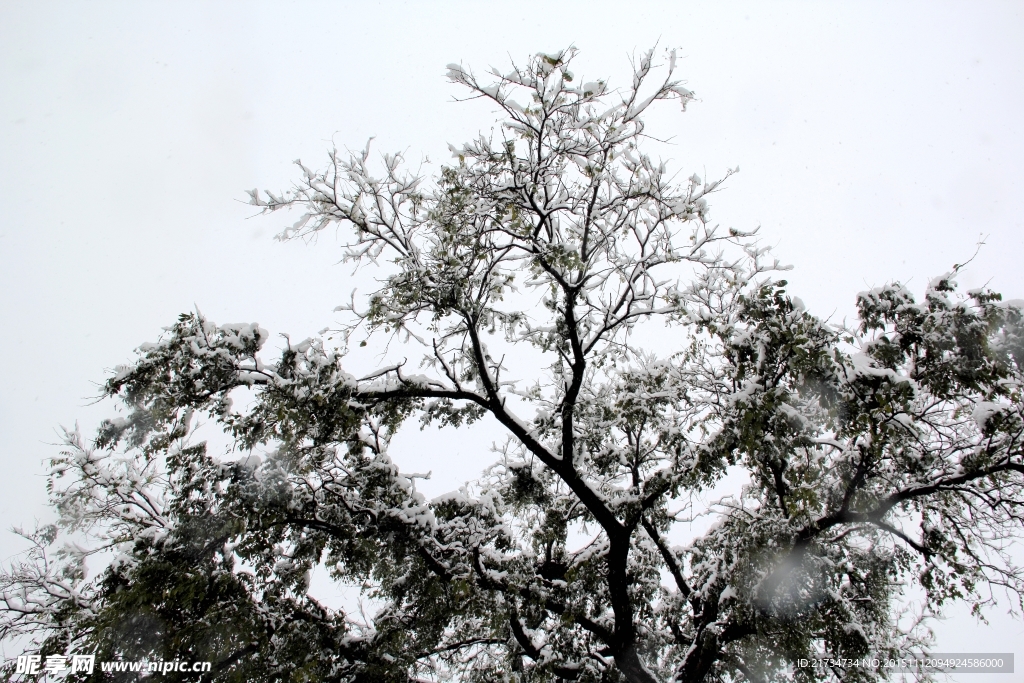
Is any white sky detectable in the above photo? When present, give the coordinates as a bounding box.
[2,1,1023,673]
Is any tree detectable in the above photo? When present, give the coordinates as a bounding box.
[3,47,1024,683]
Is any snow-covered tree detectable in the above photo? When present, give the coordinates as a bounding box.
[4,48,1024,683]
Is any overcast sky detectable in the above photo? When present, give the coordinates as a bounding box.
[2,1,1023,671]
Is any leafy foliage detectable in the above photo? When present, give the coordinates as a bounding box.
[3,48,1024,683]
